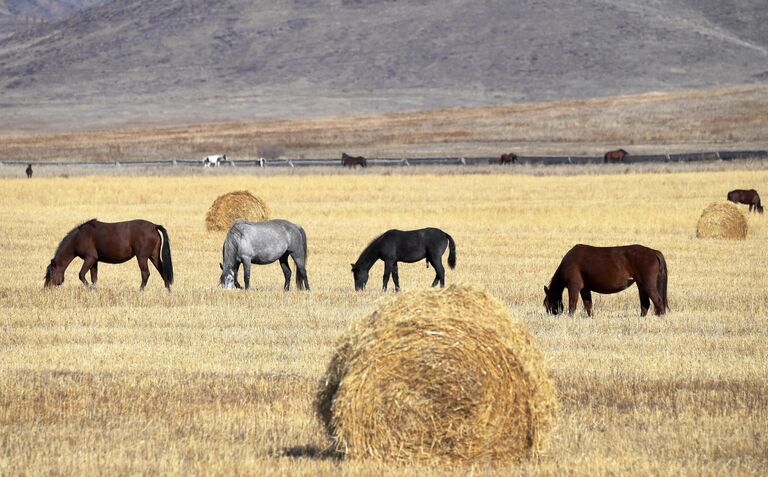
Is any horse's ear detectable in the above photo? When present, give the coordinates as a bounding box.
[350,263,356,271]
[544,286,549,295]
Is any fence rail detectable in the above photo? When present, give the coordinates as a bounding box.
[1,150,766,169]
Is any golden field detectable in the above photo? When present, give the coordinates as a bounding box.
[1,166,767,475]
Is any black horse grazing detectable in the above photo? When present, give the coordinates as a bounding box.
[544,244,668,317]
[351,228,456,291]
[603,149,628,163]
[727,189,763,214]
[499,153,518,165]
[341,152,368,168]
[25,164,32,178]
[44,219,173,290]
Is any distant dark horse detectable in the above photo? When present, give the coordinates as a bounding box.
[498,153,518,165]
[544,244,668,316]
[44,219,173,290]
[341,153,368,168]
[219,219,310,291]
[603,149,628,163]
[351,228,456,291]
[727,189,763,214]
[25,164,32,178]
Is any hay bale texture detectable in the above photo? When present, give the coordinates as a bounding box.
[696,202,748,240]
[205,191,270,232]
[316,285,557,465]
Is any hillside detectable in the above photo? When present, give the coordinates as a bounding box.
[0,0,766,130]
[0,0,106,37]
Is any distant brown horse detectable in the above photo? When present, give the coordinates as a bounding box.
[25,164,32,178]
[603,149,628,163]
[727,189,763,214]
[499,153,518,165]
[44,219,174,290]
[544,244,668,317]
[341,152,368,168]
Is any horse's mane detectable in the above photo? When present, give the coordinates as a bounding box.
[53,219,97,258]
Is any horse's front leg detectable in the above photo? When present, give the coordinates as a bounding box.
[567,286,580,316]
[242,260,252,290]
[79,256,97,287]
[90,262,98,287]
[391,262,400,292]
[382,261,392,291]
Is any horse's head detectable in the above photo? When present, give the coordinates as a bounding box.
[758,204,764,214]
[219,262,236,289]
[543,286,563,315]
[44,260,64,287]
[351,263,368,291]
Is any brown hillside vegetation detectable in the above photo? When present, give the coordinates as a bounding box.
[1,84,767,163]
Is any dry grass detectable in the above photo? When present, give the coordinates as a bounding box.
[1,167,767,475]
[0,84,767,163]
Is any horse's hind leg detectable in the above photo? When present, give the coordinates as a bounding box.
[137,256,150,290]
[430,258,446,288]
[290,253,310,291]
[79,256,97,287]
[639,281,664,316]
[637,287,651,317]
[149,255,170,290]
[279,254,292,291]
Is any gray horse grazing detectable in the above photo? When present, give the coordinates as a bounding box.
[219,219,310,290]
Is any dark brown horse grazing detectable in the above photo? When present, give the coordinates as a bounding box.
[603,149,628,163]
[341,152,368,168]
[25,164,32,178]
[44,219,174,290]
[727,189,763,214]
[544,244,668,317]
[499,153,518,165]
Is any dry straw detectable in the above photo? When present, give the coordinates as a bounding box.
[205,190,270,231]
[316,285,557,465]
[696,202,748,240]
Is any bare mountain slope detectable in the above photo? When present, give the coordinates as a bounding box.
[0,0,766,129]
[0,0,107,37]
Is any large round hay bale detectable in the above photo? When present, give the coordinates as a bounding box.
[696,202,748,240]
[316,285,557,465]
[205,191,270,232]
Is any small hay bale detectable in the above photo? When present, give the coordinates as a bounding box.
[696,202,748,240]
[205,191,270,232]
[316,285,557,465]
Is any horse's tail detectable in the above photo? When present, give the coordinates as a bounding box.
[655,251,668,312]
[157,225,174,285]
[297,225,308,288]
[446,232,457,269]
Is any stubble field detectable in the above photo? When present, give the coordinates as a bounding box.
[1,166,767,475]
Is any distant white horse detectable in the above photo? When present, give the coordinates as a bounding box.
[203,154,226,167]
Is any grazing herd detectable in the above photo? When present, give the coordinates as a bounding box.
[39,168,762,317]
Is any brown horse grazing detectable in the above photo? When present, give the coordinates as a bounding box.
[341,152,368,168]
[603,149,628,163]
[499,153,518,165]
[44,219,174,290]
[544,244,668,317]
[727,189,763,214]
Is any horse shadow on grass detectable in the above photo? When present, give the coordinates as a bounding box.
[277,445,340,461]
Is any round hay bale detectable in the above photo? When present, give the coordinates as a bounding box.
[316,285,557,465]
[696,202,748,240]
[205,191,270,232]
